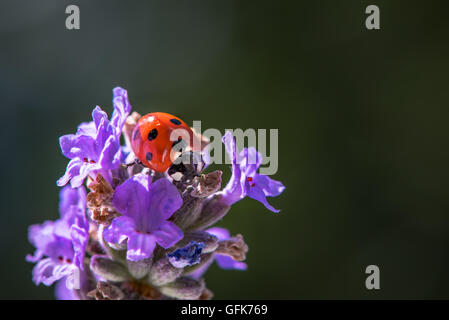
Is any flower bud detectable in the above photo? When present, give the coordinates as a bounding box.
[171,171,223,230]
[159,277,205,300]
[188,194,230,231]
[127,257,153,279]
[171,195,203,230]
[148,257,183,286]
[90,255,131,282]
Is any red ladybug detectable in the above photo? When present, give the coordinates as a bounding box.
[131,112,198,172]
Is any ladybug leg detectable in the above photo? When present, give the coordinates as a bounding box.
[124,158,144,168]
[124,162,135,168]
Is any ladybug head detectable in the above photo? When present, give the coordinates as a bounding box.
[168,151,206,183]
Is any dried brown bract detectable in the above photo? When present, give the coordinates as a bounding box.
[190,170,222,198]
[87,281,125,300]
[86,174,117,226]
[215,234,249,262]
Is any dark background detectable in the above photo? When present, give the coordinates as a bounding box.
[1,0,449,299]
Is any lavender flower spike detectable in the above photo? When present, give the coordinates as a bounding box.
[57,87,132,188]
[27,185,89,286]
[29,87,286,299]
[103,173,184,261]
[220,131,285,213]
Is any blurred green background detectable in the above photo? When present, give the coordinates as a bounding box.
[1,0,449,299]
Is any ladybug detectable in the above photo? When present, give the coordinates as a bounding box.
[131,112,199,172]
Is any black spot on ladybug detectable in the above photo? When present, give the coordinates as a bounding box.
[170,118,181,125]
[146,152,153,161]
[133,128,140,141]
[147,128,158,141]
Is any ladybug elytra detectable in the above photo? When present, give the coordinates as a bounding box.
[131,112,199,172]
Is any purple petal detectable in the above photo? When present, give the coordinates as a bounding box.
[98,135,121,169]
[52,219,73,239]
[32,258,57,285]
[55,279,79,300]
[189,257,214,280]
[71,224,89,270]
[58,185,86,220]
[59,134,96,160]
[215,254,247,270]
[111,87,132,132]
[153,221,183,249]
[32,258,73,286]
[112,173,152,220]
[28,221,56,251]
[57,159,82,187]
[26,250,44,263]
[247,184,280,213]
[127,233,157,261]
[206,227,230,241]
[70,162,101,188]
[148,178,183,222]
[221,131,244,205]
[76,121,96,136]
[94,115,114,155]
[103,216,136,245]
[253,174,285,197]
[238,147,262,177]
[44,235,75,261]
[113,175,182,233]
[92,106,109,130]
[223,131,238,167]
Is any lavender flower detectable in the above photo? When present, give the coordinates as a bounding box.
[103,173,183,261]
[57,87,132,188]
[220,131,285,213]
[27,185,89,286]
